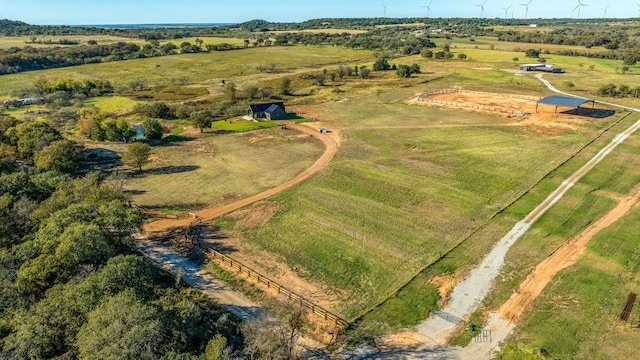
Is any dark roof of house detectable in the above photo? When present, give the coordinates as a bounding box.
[537,96,594,108]
[249,102,285,113]
[265,104,282,114]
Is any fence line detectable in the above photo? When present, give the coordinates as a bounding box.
[132,204,197,220]
[417,96,531,117]
[182,221,347,327]
[421,89,540,101]
[291,112,317,122]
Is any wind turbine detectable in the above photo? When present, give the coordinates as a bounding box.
[572,0,587,19]
[637,3,640,17]
[421,1,433,18]
[520,0,533,19]
[502,5,512,19]
[475,0,487,18]
[600,5,609,18]
[382,3,387,17]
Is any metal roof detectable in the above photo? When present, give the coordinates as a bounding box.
[265,104,281,114]
[537,96,593,108]
[249,102,285,113]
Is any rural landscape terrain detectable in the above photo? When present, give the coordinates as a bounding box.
[1,13,640,359]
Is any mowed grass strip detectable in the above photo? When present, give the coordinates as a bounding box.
[228,91,606,318]
[85,96,139,113]
[124,127,323,212]
[487,113,640,309]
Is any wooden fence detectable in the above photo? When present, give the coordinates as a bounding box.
[183,220,347,327]
[133,204,196,220]
[417,88,459,101]
[620,292,637,322]
[290,112,317,122]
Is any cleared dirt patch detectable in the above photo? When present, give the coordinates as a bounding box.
[409,90,611,136]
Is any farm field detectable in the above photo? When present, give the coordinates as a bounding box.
[212,80,625,319]
[0,35,245,49]
[3,32,640,354]
[0,45,374,96]
[0,34,142,48]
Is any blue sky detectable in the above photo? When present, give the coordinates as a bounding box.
[1,0,637,25]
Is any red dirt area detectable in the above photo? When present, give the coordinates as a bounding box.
[497,187,640,323]
[409,90,610,136]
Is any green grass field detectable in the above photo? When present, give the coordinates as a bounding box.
[124,127,323,212]
[493,123,640,359]
[3,37,640,347]
[214,82,622,319]
[0,46,374,96]
[85,96,139,113]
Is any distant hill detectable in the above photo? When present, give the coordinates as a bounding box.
[0,19,31,34]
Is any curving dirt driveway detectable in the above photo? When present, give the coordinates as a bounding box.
[136,121,340,318]
[143,121,340,233]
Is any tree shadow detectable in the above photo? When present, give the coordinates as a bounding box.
[80,148,122,172]
[334,343,460,359]
[139,202,208,213]
[158,135,197,146]
[145,226,186,244]
[199,226,238,255]
[128,165,200,178]
[123,189,147,195]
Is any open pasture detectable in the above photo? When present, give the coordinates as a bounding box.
[0,34,144,49]
[2,38,638,337]
[0,46,374,96]
[123,126,324,213]
[215,85,620,319]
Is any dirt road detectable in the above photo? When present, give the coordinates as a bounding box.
[137,239,263,321]
[136,121,340,318]
[452,76,640,358]
[459,187,640,359]
[143,121,340,233]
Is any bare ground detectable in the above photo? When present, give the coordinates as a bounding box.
[408,90,609,136]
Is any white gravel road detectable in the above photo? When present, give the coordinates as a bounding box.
[136,240,264,321]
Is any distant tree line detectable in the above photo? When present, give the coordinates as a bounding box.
[3,17,640,76]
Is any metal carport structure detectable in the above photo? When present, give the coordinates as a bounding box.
[536,96,595,115]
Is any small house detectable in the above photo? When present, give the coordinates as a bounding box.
[249,102,287,120]
[518,63,563,73]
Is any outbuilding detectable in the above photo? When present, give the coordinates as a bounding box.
[536,96,595,115]
[519,63,563,73]
[249,102,287,120]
